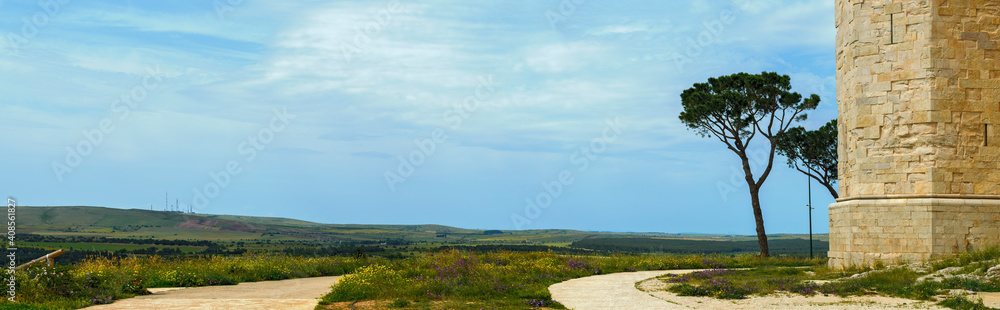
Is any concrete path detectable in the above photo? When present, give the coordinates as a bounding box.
[83,275,343,310]
[550,270,946,310]
[973,292,1000,308]
[550,270,697,310]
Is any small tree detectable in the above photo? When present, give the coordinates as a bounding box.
[679,72,819,257]
[776,119,839,199]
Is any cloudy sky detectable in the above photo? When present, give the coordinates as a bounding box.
[1,0,838,234]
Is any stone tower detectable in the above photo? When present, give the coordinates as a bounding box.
[831,0,1000,269]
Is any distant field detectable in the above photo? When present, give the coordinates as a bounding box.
[18,241,206,253]
[571,237,829,256]
[15,206,829,258]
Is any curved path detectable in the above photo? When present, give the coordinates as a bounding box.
[550,270,696,310]
[84,275,343,310]
[550,270,947,310]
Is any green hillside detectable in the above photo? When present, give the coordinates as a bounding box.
[14,206,827,257]
[14,206,596,245]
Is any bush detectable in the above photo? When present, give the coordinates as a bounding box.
[938,295,992,310]
[324,265,406,301]
[390,298,410,308]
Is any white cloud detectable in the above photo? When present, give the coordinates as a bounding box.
[728,0,834,50]
[61,7,270,44]
[1,0,839,232]
[523,42,608,73]
[588,24,649,36]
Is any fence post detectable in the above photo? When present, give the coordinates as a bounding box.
[15,249,65,271]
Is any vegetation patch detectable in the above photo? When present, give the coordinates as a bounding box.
[1,253,364,309]
[658,247,1000,310]
[318,250,822,308]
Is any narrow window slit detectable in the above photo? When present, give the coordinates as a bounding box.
[890,14,894,44]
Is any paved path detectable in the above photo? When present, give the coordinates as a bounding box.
[83,275,343,310]
[550,270,697,310]
[550,270,946,310]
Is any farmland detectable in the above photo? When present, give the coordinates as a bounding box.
[14,206,827,260]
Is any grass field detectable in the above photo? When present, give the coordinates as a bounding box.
[7,206,836,309]
[10,206,1000,310]
[1,248,821,310]
[316,250,821,309]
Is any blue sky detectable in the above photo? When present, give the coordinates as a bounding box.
[1,0,838,234]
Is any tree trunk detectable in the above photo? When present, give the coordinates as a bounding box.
[741,155,770,257]
[750,187,769,257]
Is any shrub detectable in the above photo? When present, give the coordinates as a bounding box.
[390,298,410,308]
[938,295,992,310]
[324,265,406,301]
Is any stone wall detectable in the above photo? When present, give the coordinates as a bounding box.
[836,0,1000,198]
[929,0,1000,195]
[831,0,1000,268]
[829,197,1000,268]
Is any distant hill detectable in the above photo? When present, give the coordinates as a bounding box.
[14,206,594,244]
[14,206,827,256]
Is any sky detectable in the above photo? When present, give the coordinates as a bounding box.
[0,0,839,234]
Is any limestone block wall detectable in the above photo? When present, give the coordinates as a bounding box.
[829,197,1000,269]
[836,0,936,198]
[831,0,1000,268]
[828,198,932,268]
[835,0,1000,199]
[930,0,1000,195]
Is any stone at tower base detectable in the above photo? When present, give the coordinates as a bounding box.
[829,196,1000,269]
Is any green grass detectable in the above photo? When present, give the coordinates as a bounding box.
[661,265,952,300]
[658,247,1000,310]
[938,295,993,310]
[1,249,821,310]
[663,267,812,299]
[0,253,366,309]
[317,250,822,308]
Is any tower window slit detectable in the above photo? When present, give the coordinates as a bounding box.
[890,14,894,44]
